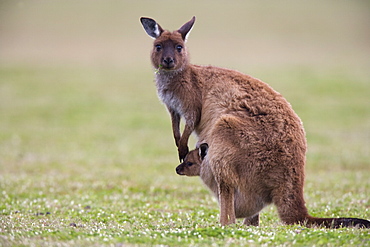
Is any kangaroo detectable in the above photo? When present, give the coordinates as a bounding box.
[140,17,370,228]
[177,144,370,228]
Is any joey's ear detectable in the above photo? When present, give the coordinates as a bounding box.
[177,16,196,41]
[199,143,208,160]
[140,17,164,39]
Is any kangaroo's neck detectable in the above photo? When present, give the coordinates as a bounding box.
[154,64,197,101]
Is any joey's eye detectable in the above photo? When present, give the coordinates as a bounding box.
[186,162,193,167]
[176,45,183,52]
[155,44,162,52]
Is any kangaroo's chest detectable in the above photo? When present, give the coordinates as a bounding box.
[155,74,202,130]
[156,77,188,116]
[158,86,185,114]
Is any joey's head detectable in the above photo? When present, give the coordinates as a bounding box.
[140,16,195,72]
[176,143,208,176]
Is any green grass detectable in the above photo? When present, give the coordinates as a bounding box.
[0,66,369,246]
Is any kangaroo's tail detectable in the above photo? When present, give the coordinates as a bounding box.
[305,216,370,228]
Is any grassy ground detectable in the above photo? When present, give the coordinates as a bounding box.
[0,66,369,246]
[1,1,369,246]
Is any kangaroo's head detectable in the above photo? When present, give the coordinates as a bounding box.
[176,143,208,176]
[140,16,195,72]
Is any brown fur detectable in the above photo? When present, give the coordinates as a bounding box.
[177,144,370,228]
[141,17,370,228]
[176,144,259,226]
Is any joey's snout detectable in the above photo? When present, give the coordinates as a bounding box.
[176,164,185,175]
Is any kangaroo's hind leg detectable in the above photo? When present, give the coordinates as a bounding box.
[219,182,236,226]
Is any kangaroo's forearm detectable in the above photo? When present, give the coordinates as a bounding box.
[169,109,181,147]
[177,123,194,160]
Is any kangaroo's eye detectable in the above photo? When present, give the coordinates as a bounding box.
[176,45,183,53]
[186,162,193,167]
[155,44,162,52]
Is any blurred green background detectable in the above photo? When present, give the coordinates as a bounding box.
[0,1,369,246]
[1,0,370,71]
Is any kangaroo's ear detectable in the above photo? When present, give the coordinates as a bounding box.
[199,143,208,160]
[140,17,164,39]
[177,16,196,41]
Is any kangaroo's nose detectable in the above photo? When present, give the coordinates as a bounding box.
[163,57,174,65]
